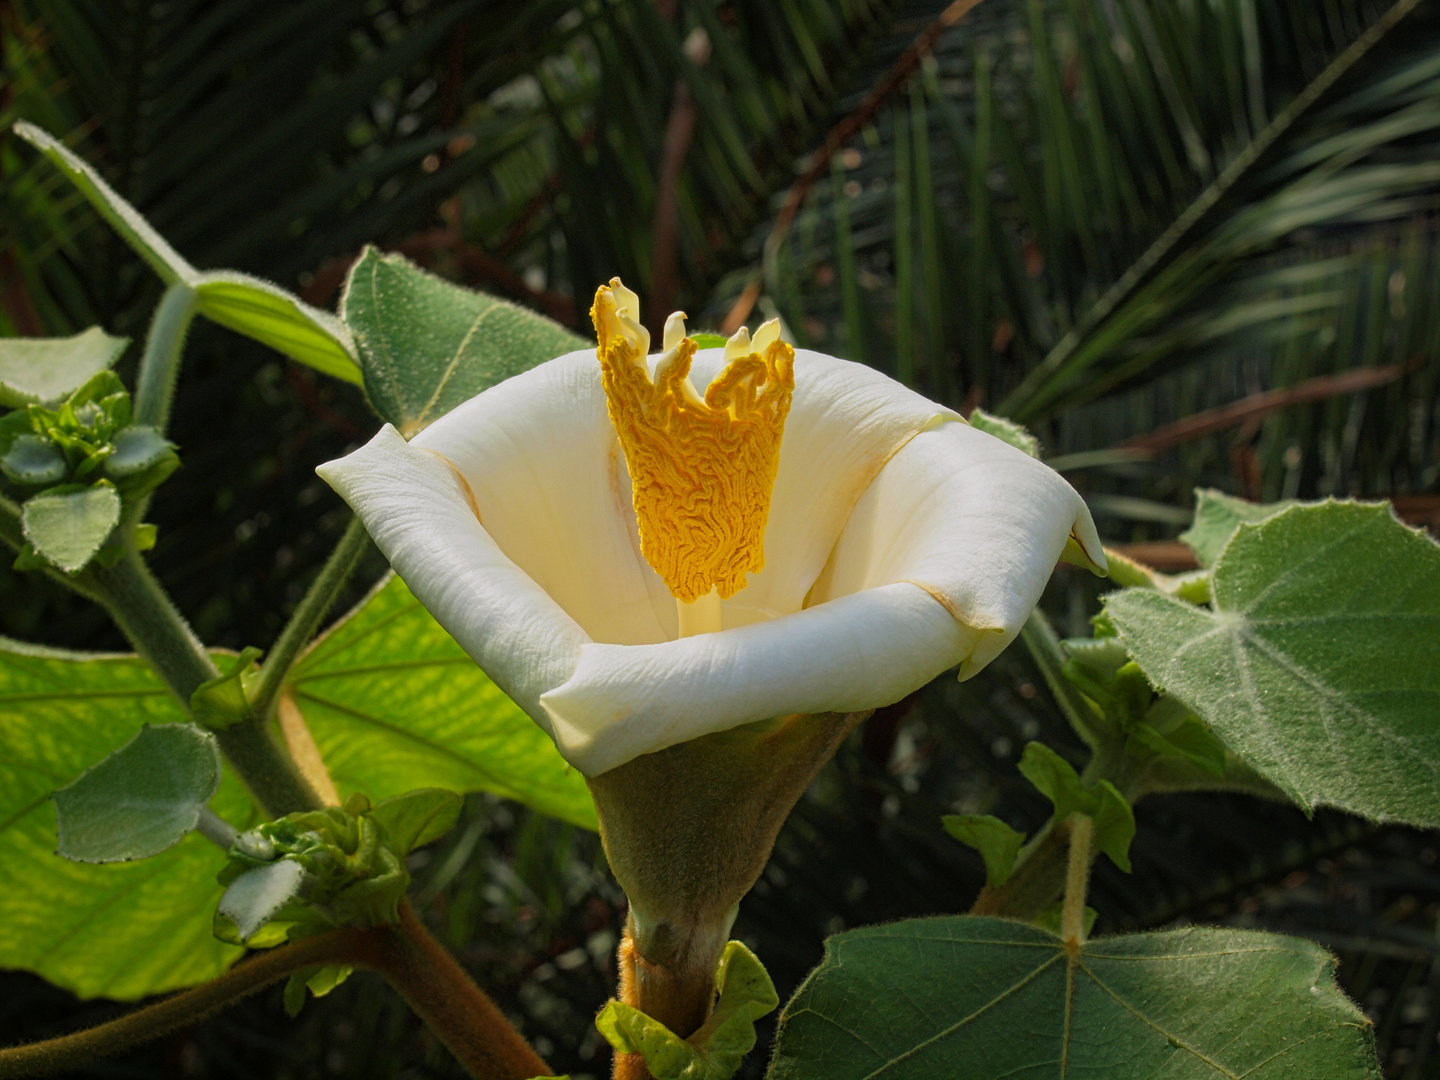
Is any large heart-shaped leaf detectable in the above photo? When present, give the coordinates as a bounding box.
[0,639,252,999]
[340,247,587,437]
[768,917,1378,1079]
[0,328,129,408]
[288,574,595,829]
[1106,501,1440,825]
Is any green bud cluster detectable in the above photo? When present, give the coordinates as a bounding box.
[216,793,409,943]
[0,370,177,497]
[1,370,178,572]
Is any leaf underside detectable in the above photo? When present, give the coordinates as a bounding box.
[0,640,251,999]
[768,916,1378,1080]
[289,574,595,830]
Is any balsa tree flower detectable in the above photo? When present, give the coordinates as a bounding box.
[318,279,1105,1053]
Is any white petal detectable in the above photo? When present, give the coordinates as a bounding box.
[411,351,669,646]
[810,421,1104,678]
[688,348,956,626]
[317,424,588,737]
[539,582,972,775]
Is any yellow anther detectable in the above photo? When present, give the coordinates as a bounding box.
[592,279,795,605]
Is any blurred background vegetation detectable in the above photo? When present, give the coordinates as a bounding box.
[1,0,1439,1076]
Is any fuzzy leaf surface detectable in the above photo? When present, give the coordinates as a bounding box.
[1107,502,1440,824]
[340,248,586,437]
[20,485,120,572]
[0,328,128,408]
[768,917,1378,1079]
[53,723,221,863]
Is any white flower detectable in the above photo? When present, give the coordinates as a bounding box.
[318,284,1104,778]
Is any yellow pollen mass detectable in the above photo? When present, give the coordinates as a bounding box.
[591,279,795,605]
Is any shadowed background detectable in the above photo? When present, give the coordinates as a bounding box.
[2,0,1439,1076]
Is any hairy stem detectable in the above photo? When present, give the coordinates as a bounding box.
[133,281,197,432]
[91,548,321,816]
[0,931,358,1078]
[613,918,723,1080]
[1060,814,1094,945]
[250,514,372,721]
[378,902,553,1079]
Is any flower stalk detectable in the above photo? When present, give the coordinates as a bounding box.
[133,281,198,433]
[250,513,373,721]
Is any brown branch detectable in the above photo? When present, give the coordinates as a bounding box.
[720,0,988,333]
[1107,541,1200,572]
[382,901,553,1079]
[0,931,362,1078]
[1121,357,1425,454]
[0,902,551,1080]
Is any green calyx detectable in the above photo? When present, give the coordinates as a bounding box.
[597,941,779,1080]
[213,788,460,950]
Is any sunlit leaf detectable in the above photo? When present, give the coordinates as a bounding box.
[340,248,587,437]
[288,574,595,829]
[0,328,128,408]
[0,639,251,999]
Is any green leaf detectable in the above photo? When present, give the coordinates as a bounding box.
[189,646,262,730]
[284,963,355,1017]
[0,638,252,999]
[1016,742,1092,823]
[217,859,306,942]
[768,917,1379,1080]
[0,328,129,408]
[369,788,462,854]
[1092,780,1136,873]
[340,248,587,437]
[288,574,595,829]
[20,483,120,572]
[941,815,1026,887]
[11,126,359,385]
[12,123,199,285]
[598,941,778,1080]
[194,272,361,385]
[104,425,175,478]
[691,332,729,348]
[1017,743,1134,871]
[1107,501,1440,825]
[53,723,221,863]
[967,408,1041,458]
[1,435,67,486]
[1179,488,1292,567]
